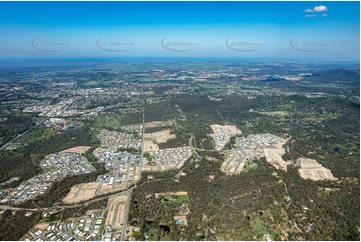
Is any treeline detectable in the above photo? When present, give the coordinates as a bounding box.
[0,126,93,183]
[131,152,360,240]
[130,155,288,240]
[22,126,93,156]
[0,150,42,184]
[283,167,360,240]
[0,114,35,146]
[20,149,106,208]
[0,210,42,241]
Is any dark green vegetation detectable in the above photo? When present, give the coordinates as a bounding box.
[0,210,42,241]
[0,125,93,184]
[0,113,35,146]
[41,198,108,223]
[135,90,360,241]
[146,94,359,179]
[283,167,359,240]
[0,61,359,241]
[90,111,142,144]
[17,125,52,144]
[130,151,359,241]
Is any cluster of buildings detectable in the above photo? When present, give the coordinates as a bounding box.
[94,125,145,186]
[149,146,192,167]
[222,133,282,175]
[96,128,142,152]
[23,99,74,116]
[209,124,242,151]
[96,151,145,186]
[21,210,106,241]
[121,124,143,134]
[39,153,95,177]
[235,134,281,150]
[23,98,103,118]
[43,118,66,128]
[0,152,95,204]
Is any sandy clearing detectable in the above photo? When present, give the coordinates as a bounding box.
[63,182,100,204]
[144,140,159,153]
[264,147,289,171]
[61,146,91,154]
[142,165,161,172]
[168,191,188,196]
[264,138,290,171]
[209,124,242,151]
[257,111,289,117]
[159,164,178,171]
[145,121,173,129]
[96,183,127,195]
[144,129,176,144]
[105,195,127,229]
[34,222,50,230]
[210,124,242,136]
[144,129,176,152]
[296,158,337,181]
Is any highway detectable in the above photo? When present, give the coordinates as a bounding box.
[0,186,134,212]
[0,118,47,151]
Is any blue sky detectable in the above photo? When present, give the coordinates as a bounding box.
[0,1,359,59]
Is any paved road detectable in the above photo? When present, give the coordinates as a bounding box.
[0,185,135,212]
[0,205,44,212]
[121,110,145,241]
[121,189,133,241]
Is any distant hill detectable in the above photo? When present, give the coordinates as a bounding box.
[313,69,360,83]
[262,75,286,82]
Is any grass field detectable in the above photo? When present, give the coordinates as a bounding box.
[92,113,125,138]
[17,126,52,144]
[175,195,189,203]
[159,193,189,203]
[250,216,268,236]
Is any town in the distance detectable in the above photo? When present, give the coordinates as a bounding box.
[0,59,359,241]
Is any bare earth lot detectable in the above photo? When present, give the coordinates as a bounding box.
[209,124,242,151]
[144,129,176,152]
[144,140,159,153]
[144,129,176,144]
[296,158,337,181]
[61,146,91,154]
[63,182,100,204]
[105,194,127,229]
[264,138,290,171]
[144,120,173,129]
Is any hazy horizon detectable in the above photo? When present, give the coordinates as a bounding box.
[0,1,359,59]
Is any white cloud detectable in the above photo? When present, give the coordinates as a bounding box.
[304,5,328,13]
[321,13,328,17]
[314,5,328,12]
[305,14,317,18]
